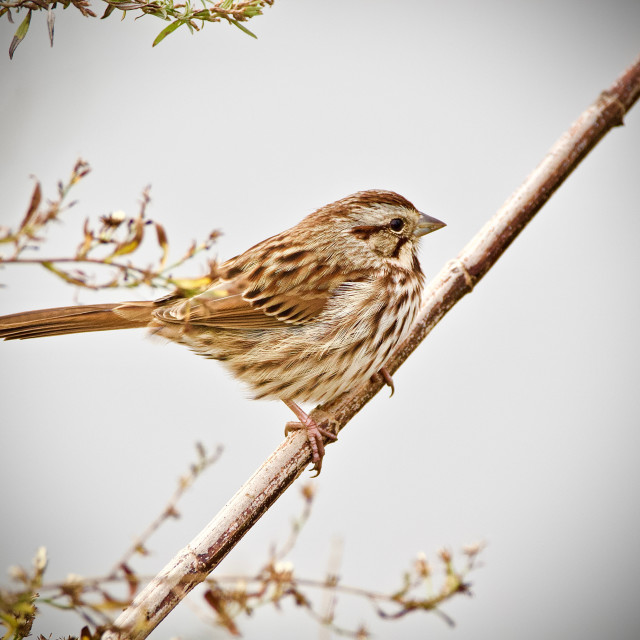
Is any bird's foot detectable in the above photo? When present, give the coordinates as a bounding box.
[376,365,395,397]
[284,401,337,476]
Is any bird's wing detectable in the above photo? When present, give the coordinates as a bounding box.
[154,243,368,330]
[153,287,297,329]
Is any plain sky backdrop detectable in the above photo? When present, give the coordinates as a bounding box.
[1,1,640,639]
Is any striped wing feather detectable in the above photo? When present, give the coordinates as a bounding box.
[155,240,368,330]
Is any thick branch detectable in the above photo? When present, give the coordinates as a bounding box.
[102,53,640,640]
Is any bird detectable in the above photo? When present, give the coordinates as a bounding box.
[0,190,445,473]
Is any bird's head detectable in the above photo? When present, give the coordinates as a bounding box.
[308,190,446,270]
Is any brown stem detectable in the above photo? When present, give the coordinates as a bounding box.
[101,52,640,640]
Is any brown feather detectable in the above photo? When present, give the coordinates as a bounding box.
[153,293,288,329]
[217,239,373,326]
[0,302,155,340]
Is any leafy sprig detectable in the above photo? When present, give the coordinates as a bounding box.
[1,0,275,59]
[0,159,221,297]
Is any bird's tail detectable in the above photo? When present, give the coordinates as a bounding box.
[0,301,158,340]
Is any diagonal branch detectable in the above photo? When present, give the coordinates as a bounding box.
[102,52,640,640]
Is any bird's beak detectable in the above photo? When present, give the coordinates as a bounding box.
[414,212,446,237]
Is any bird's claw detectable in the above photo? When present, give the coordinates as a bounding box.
[285,419,337,476]
[378,366,395,397]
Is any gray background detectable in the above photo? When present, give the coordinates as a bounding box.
[1,1,640,638]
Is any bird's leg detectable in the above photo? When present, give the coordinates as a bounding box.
[378,366,395,397]
[283,400,337,475]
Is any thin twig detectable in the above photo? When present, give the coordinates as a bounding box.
[101,53,640,640]
[24,499,479,637]
[107,443,223,579]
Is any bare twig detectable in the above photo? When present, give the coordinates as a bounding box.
[7,551,479,639]
[0,445,224,637]
[197,543,481,637]
[107,443,223,580]
[100,52,640,640]
[1,483,479,637]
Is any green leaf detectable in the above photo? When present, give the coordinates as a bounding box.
[9,9,32,60]
[152,19,183,47]
[228,18,257,39]
[101,3,116,19]
[41,261,88,287]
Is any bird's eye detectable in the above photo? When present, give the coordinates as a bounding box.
[389,218,404,232]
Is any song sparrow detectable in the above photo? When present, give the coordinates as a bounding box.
[0,190,445,472]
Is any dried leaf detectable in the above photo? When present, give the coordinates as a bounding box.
[155,222,169,268]
[107,216,144,260]
[47,4,55,46]
[206,229,222,246]
[183,240,197,260]
[76,218,94,259]
[119,563,139,599]
[74,158,91,179]
[19,181,41,232]
[204,588,241,636]
[291,589,310,607]
[9,9,32,60]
